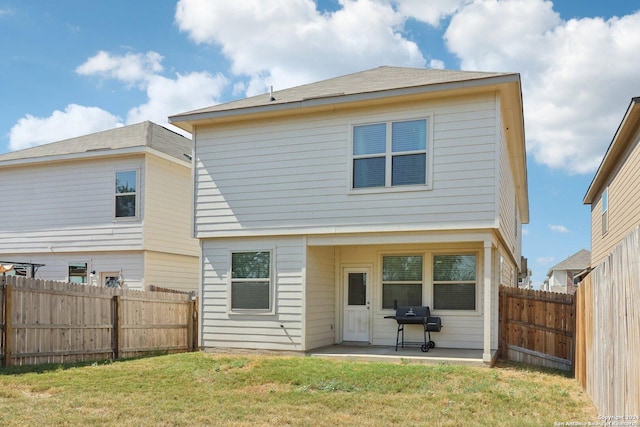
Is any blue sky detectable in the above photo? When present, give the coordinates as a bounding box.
[2,0,640,287]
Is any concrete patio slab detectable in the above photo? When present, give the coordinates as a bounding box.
[307,344,490,367]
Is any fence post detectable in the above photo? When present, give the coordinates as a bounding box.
[187,298,194,352]
[191,297,199,351]
[499,286,508,359]
[3,283,12,367]
[113,295,123,359]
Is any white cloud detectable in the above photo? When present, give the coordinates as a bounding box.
[444,0,640,174]
[175,0,426,95]
[127,71,228,128]
[77,51,228,130]
[9,50,228,149]
[548,224,569,233]
[76,51,164,86]
[8,105,123,151]
[391,0,468,27]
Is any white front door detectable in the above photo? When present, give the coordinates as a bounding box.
[343,268,370,342]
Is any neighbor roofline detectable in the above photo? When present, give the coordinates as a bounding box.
[169,73,521,131]
[0,146,145,169]
[584,97,640,205]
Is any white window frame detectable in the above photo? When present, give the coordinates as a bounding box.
[227,250,275,315]
[601,187,608,236]
[114,169,140,220]
[349,115,434,194]
[431,253,479,314]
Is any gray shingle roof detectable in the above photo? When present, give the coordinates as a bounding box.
[0,121,191,165]
[170,66,517,120]
[547,249,591,276]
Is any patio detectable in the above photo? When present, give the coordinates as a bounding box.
[307,343,491,367]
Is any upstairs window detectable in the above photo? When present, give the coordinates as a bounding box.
[601,187,608,235]
[352,119,427,189]
[115,170,137,218]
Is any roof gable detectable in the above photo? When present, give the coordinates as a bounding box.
[170,66,519,129]
[584,97,640,204]
[0,121,191,166]
[547,249,591,275]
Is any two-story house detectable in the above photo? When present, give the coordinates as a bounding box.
[0,121,199,292]
[542,249,590,294]
[584,97,640,266]
[170,66,529,361]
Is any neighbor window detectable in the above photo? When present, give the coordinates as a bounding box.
[433,254,477,310]
[382,255,423,309]
[601,187,608,235]
[115,170,137,218]
[353,119,427,189]
[231,251,271,310]
[68,262,88,284]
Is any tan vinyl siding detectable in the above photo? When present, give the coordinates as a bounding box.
[591,129,640,265]
[143,154,199,257]
[337,240,493,350]
[305,246,336,350]
[0,157,144,254]
[193,93,499,238]
[200,237,305,351]
[144,251,199,293]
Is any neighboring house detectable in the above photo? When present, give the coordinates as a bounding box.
[0,121,199,292]
[542,249,590,294]
[169,66,529,361]
[584,97,640,266]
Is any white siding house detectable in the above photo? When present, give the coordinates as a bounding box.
[170,66,529,361]
[0,121,200,292]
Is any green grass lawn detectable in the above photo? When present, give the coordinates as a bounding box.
[0,352,597,426]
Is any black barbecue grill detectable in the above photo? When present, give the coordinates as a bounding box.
[384,306,442,352]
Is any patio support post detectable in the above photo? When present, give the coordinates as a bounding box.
[483,240,493,362]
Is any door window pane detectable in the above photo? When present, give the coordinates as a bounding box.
[348,273,367,305]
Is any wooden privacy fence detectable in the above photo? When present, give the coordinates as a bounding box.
[1,276,198,367]
[499,285,575,371]
[575,227,640,416]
